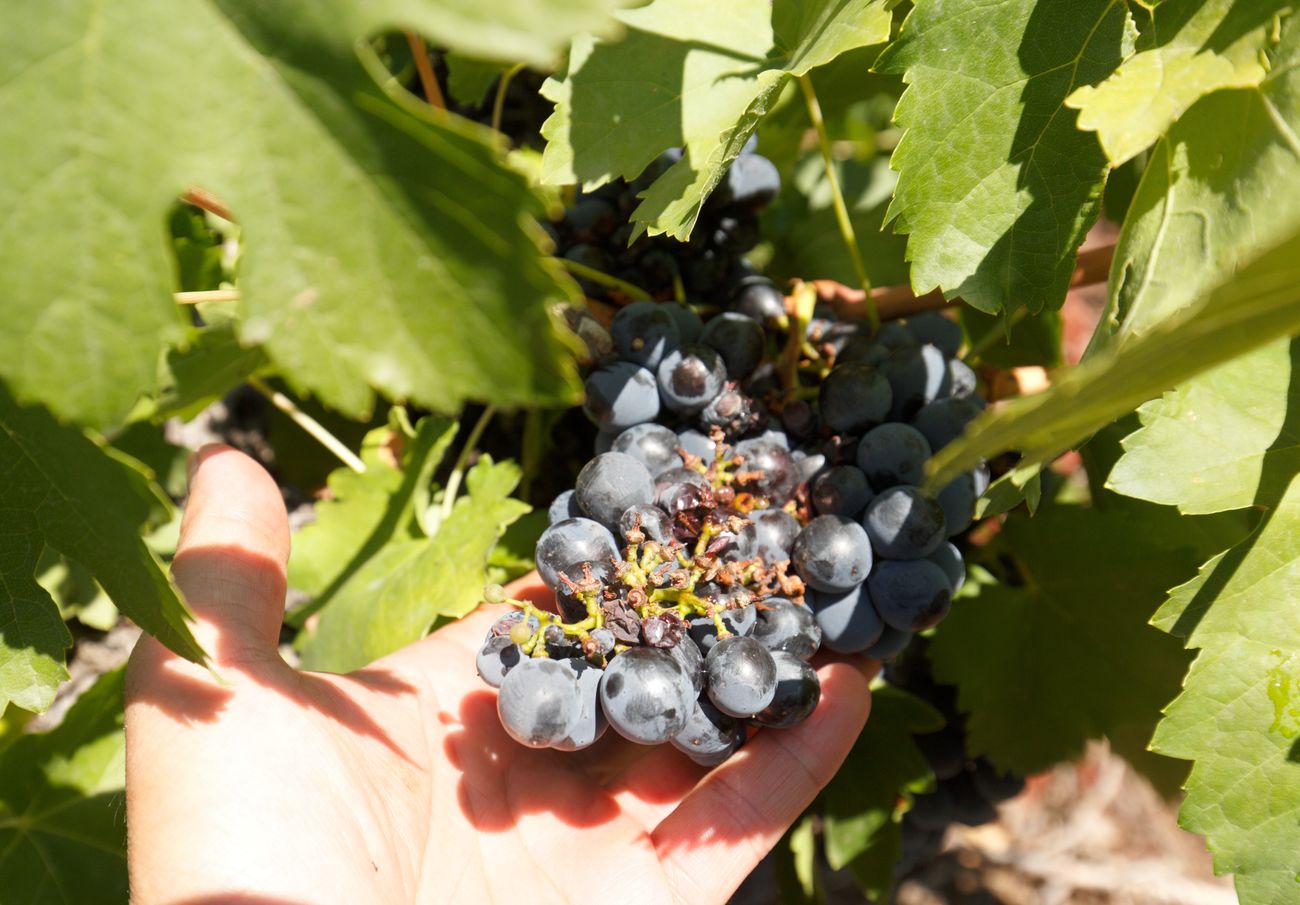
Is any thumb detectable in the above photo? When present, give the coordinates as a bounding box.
[170,443,291,667]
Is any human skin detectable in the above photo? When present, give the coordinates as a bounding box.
[125,444,874,905]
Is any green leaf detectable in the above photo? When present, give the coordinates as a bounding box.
[1066,1,1287,165]
[961,307,1063,369]
[150,321,268,422]
[300,456,530,673]
[444,54,508,108]
[924,221,1300,491]
[0,0,581,430]
[487,509,549,586]
[0,387,202,712]
[540,0,893,239]
[1096,17,1300,347]
[843,822,903,904]
[1109,341,1300,515]
[974,462,1042,520]
[764,154,909,289]
[821,686,943,869]
[874,0,1133,315]
[1108,335,1300,903]
[287,412,457,624]
[0,668,128,904]
[928,502,1214,775]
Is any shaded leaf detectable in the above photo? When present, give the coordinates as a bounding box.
[540,0,893,239]
[874,0,1133,315]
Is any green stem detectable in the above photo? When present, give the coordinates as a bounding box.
[492,63,526,135]
[247,376,365,474]
[559,258,652,301]
[442,405,496,517]
[799,75,878,331]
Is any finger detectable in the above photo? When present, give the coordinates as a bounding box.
[167,443,291,667]
[651,659,873,903]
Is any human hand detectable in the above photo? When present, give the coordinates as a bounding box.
[126,445,874,905]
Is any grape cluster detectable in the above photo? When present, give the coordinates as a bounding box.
[476,149,988,765]
[886,643,1024,875]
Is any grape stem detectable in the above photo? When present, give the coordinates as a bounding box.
[491,63,526,135]
[247,376,366,474]
[799,75,879,331]
[441,405,497,517]
[560,258,653,301]
[174,289,239,305]
[404,32,447,110]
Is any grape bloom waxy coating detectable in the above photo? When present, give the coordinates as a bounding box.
[476,144,987,768]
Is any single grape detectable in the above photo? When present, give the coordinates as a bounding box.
[535,518,619,589]
[811,465,874,519]
[730,277,786,323]
[610,423,686,477]
[819,362,892,434]
[838,336,890,367]
[575,452,656,530]
[904,312,963,358]
[937,471,979,537]
[654,469,709,508]
[611,300,681,369]
[675,428,716,462]
[862,624,913,660]
[732,508,800,565]
[946,358,978,399]
[875,321,918,350]
[666,637,705,694]
[618,503,674,545]
[700,312,765,379]
[856,423,932,490]
[752,652,821,728]
[593,429,616,455]
[750,597,822,660]
[810,584,884,654]
[698,386,757,436]
[476,636,523,689]
[670,697,746,766]
[705,636,778,718]
[782,399,817,438]
[548,489,582,525]
[496,658,582,748]
[717,152,780,209]
[926,541,966,596]
[795,451,827,484]
[553,660,609,752]
[583,362,660,431]
[657,344,727,414]
[661,301,704,343]
[554,559,612,621]
[792,515,874,593]
[884,344,952,420]
[599,648,695,745]
[733,438,798,502]
[659,480,709,517]
[911,396,984,451]
[863,486,947,560]
[868,559,953,632]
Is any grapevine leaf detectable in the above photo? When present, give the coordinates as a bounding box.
[928,502,1217,774]
[924,222,1300,490]
[444,54,508,108]
[821,686,943,869]
[1066,0,1287,165]
[0,387,202,712]
[874,0,1133,315]
[287,413,457,624]
[539,0,893,239]
[961,307,1063,369]
[0,668,127,904]
[843,823,903,904]
[1096,18,1300,347]
[1109,341,1300,515]
[0,0,581,429]
[149,320,269,422]
[300,457,529,673]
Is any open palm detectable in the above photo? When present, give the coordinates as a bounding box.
[126,446,874,905]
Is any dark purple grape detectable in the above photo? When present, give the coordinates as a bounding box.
[612,423,685,476]
[675,428,716,461]
[862,624,913,660]
[552,660,608,752]
[599,648,695,745]
[856,422,932,490]
[611,300,681,369]
[946,358,978,399]
[875,321,918,350]
[583,361,660,431]
[937,471,980,537]
[904,312,963,357]
[819,362,892,434]
[496,659,581,748]
[730,277,786,323]
[666,637,705,694]
[535,518,619,589]
[926,542,966,596]
[657,344,726,413]
[555,560,612,621]
[884,344,952,420]
[733,438,797,502]
[810,584,884,654]
[705,636,777,718]
[548,489,581,525]
[715,153,780,209]
[750,597,821,660]
[911,396,984,451]
[563,197,616,240]
[687,604,757,651]
[661,301,704,343]
[868,560,953,631]
[476,636,523,688]
[733,508,800,565]
[618,503,674,544]
[670,697,746,766]
[839,336,890,367]
[863,486,946,559]
[698,386,759,436]
[752,652,820,728]
[575,452,656,529]
[811,465,874,518]
[792,515,874,593]
[700,312,765,379]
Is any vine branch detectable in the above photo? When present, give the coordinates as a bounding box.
[247,376,366,474]
[405,32,446,110]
